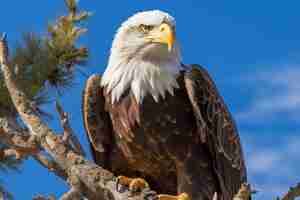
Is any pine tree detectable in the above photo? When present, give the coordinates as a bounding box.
[0,0,91,198]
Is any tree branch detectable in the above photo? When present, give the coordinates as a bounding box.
[0,34,156,200]
[0,114,68,180]
[55,101,85,156]
[279,183,300,200]
[33,153,68,180]
[33,195,56,200]
[0,118,40,160]
[59,175,82,200]
[33,176,83,200]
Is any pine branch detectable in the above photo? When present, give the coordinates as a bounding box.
[0,0,90,119]
[0,2,91,198]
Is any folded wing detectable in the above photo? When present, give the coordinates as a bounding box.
[184,65,247,199]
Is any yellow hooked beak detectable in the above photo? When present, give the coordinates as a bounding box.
[146,23,175,52]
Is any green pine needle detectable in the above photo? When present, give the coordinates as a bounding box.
[0,1,91,118]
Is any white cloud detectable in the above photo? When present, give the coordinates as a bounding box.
[230,62,300,199]
[240,133,300,200]
[286,137,300,156]
[243,133,300,174]
[247,150,281,174]
[254,184,288,200]
[236,66,300,122]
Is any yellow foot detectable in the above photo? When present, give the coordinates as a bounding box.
[116,175,150,192]
[158,193,190,200]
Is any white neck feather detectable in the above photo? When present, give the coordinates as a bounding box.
[101,43,183,104]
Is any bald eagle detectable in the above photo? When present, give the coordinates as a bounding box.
[82,10,247,200]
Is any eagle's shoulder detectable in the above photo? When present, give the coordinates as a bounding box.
[82,74,113,167]
[183,64,217,90]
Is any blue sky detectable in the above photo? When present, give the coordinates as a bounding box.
[1,1,300,199]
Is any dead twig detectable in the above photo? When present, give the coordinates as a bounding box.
[33,195,56,200]
[280,183,300,200]
[55,101,85,156]
[33,153,68,180]
[0,122,40,160]
[0,115,69,181]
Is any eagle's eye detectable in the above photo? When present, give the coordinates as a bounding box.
[138,24,154,33]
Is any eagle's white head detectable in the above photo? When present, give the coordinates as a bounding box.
[101,10,183,104]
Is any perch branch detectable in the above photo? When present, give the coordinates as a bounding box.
[59,175,82,200]
[0,33,157,200]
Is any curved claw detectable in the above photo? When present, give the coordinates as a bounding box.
[116,175,150,193]
[116,176,128,193]
[129,177,150,192]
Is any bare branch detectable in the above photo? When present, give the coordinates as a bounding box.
[3,148,24,160]
[0,120,40,160]
[0,33,8,65]
[280,183,300,200]
[0,34,156,200]
[55,101,85,156]
[33,176,83,200]
[33,195,56,200]
[0,115,68,181]
[33,153,68,180]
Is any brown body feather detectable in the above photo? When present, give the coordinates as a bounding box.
[82,65,247,200]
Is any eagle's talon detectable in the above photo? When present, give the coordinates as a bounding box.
[116,176,128,193]
[129,177,150,192]
[157,193,190,200]
[116,175,150,193]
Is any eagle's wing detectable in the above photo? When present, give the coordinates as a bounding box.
[184,65,247,199]
[82,74,113,169]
